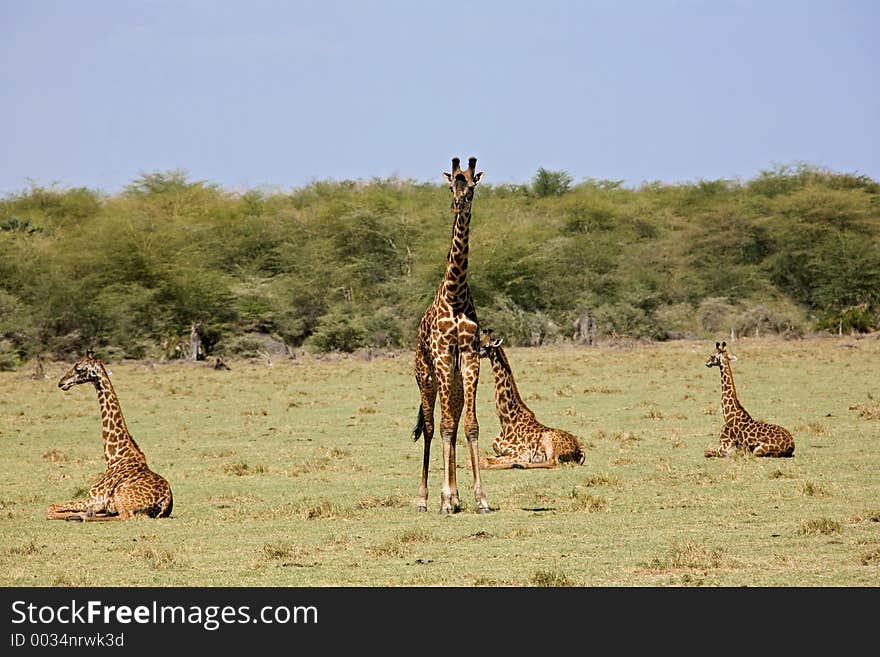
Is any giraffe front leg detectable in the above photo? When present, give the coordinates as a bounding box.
[435,373,463,515]
[439,427,460,515]
[705,426,736,458]
[480,454,528,470]
[46,499,91,521]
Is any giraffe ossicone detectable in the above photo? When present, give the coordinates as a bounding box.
[477,330,586,470]
[47,352,173,521]
[411,155,491,514]
[704,341,795,458]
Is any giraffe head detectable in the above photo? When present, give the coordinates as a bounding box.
[705,341,737,368]
[58,351,105,390]
[443,156,484,212]
[478,329,504,359]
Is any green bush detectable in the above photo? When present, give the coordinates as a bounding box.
[0,165,878,362]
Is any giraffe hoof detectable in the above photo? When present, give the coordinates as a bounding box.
[65,515,84,523]
[417,505,427,513]
[477,506,493,514]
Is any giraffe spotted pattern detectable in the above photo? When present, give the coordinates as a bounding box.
[411,156,491,514]
[47,352,173,521]
[478,331,586,470]
[704,341,795,458]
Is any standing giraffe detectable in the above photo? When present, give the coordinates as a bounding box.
[411,156,491,514]
[478,330,586,469]
[47,351,173,521]
[704,341,795,458]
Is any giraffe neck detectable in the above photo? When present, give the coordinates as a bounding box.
[442,205,472,306]
[719,356,750,425]
[93,366,146,467]
[490,348,536,426]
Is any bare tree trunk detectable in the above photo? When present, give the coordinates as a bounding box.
[188,322,202,361]
[572,311,596,346]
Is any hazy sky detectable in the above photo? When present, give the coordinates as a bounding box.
[2,0,877,195]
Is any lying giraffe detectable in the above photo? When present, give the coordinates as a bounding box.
[704,341,795,458]
[477,331,586,469]
[47,352,173,521]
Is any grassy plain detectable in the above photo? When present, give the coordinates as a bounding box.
[0,337,878,587]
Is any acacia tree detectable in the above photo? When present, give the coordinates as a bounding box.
[532,167,573,197]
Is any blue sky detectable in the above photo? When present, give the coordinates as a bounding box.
[1,0,878,195]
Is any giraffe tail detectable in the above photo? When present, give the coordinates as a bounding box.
[411,406,425,442]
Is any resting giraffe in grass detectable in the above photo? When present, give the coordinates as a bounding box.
[47,351,173,521]
[477,330,586,469]
[704,341,795,458]
[411,156,491,514]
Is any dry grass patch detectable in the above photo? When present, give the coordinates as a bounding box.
[42,449,67,462]
[581,473,621,488]
[643,542,726,572]
[849,394,880,420]
[462,530,494,540]
[593,429,640,443]
[857,546,880,566]
[129,546,178,569]
[294,499,348,520]
[270,498,351,520]
[7,540,41,556]
[798,518,843,535]
[865,509,880,523]
[355,489,410,510]
[768,468,797,480]
[566,488,608,512]
[528,570,574,587]
[261,542,309,562]
[801,481,829,497]
[368,529,431,558]
[510,485,558,510]
[504,526,536,539]
[223,460,267,476]
[288,447,350,477]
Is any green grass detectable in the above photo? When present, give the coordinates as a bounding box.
[1,336,879,586]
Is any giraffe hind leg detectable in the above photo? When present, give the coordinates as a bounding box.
[414,361,437,512]
[753,442,795,458]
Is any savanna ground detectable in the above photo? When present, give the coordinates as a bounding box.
[1,336,878,587]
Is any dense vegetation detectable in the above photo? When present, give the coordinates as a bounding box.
[1,164,878,366]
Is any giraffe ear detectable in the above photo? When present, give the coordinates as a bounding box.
[491,338,503,348]
[442,172,453,184]
[721,341,726,349]
[473,171,484,183]
[715,342,720,349]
